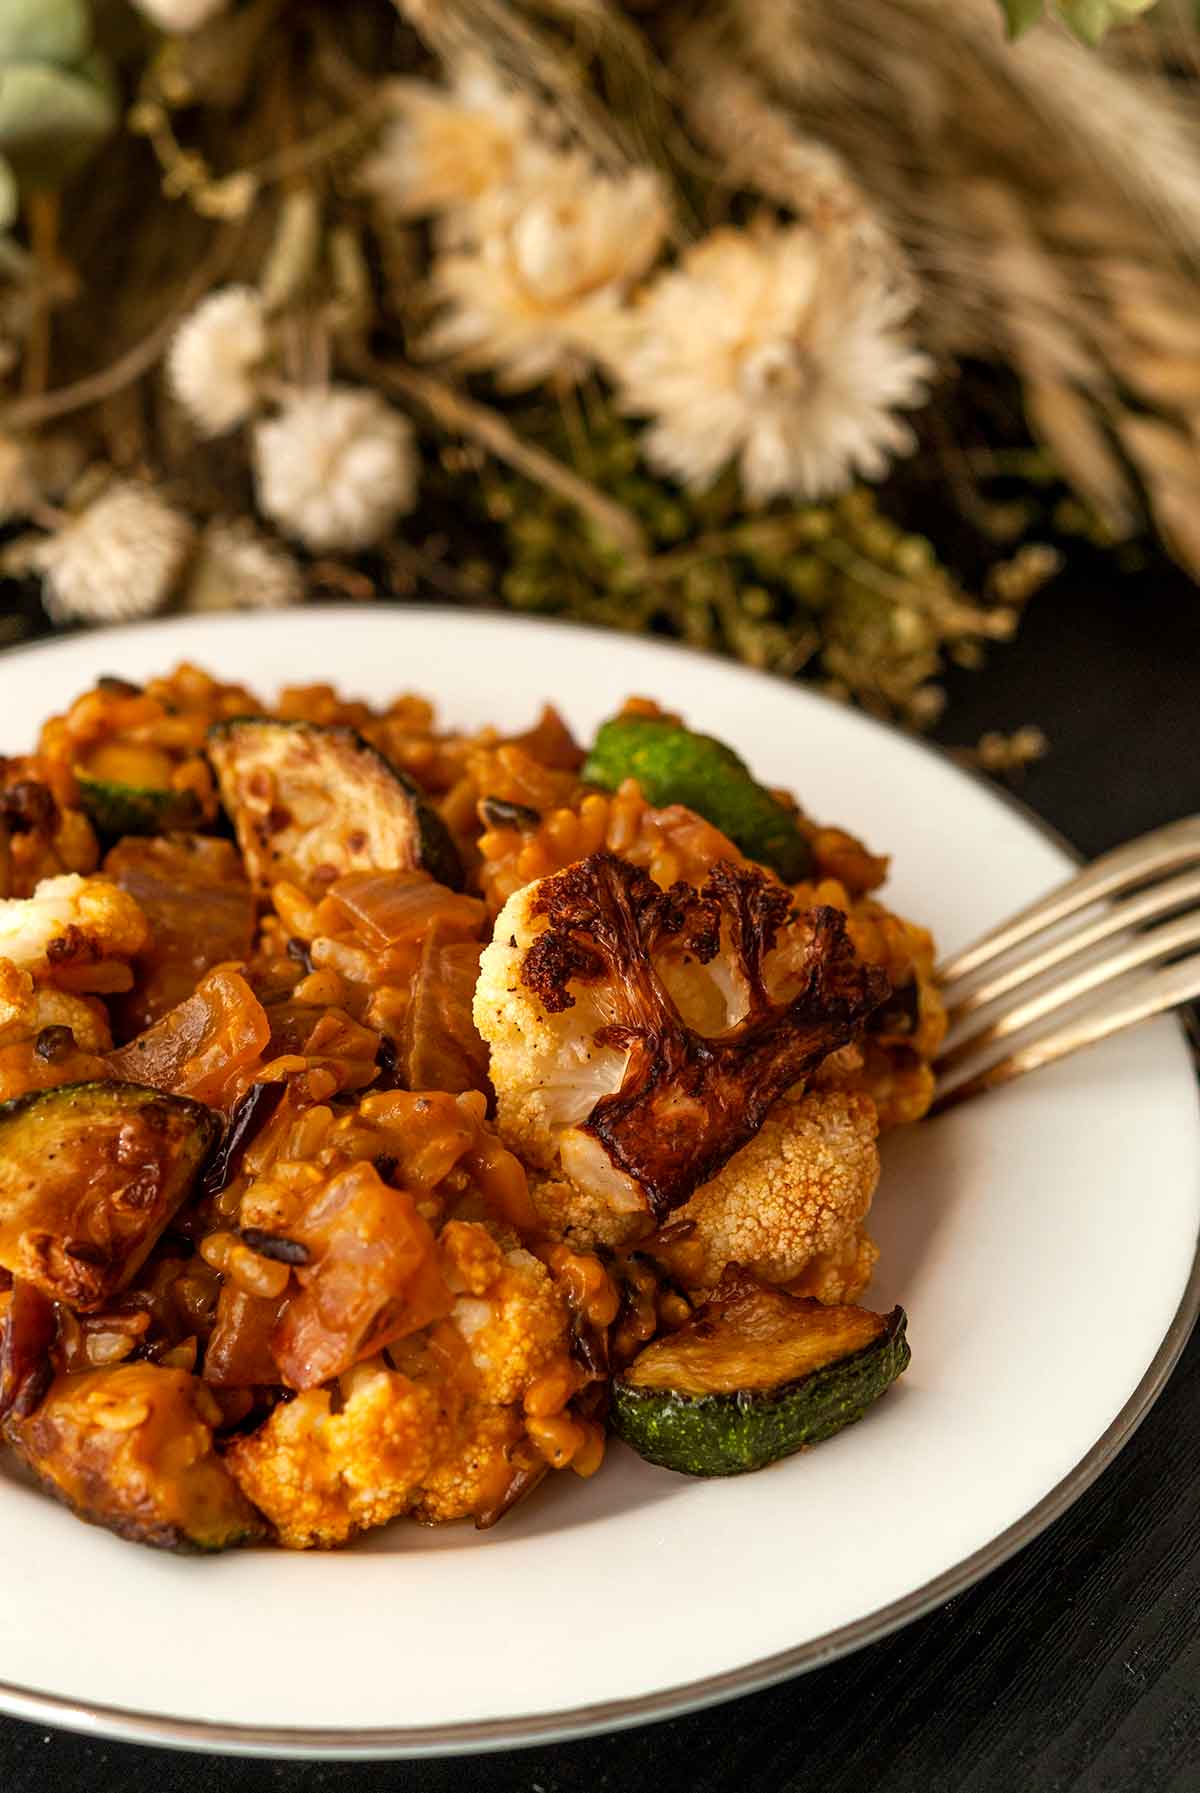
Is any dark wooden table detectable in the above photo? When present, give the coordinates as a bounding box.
[0,562,1197,1793]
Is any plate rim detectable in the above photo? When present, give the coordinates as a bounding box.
[0,607,1196,1758]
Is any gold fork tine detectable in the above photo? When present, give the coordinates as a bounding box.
[931,954,1200,1115]
[945,865,1200,1023]
[937,907,1200,1076]
[937,816,1200,991]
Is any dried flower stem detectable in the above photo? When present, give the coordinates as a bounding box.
[397,0,646,176]
[1,227,240,433]
[671,22,895,247]
[356,353,648,557]
[21,194,61,401]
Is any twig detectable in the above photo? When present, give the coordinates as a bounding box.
[1,226,241,432]
[21,193,60,400]
[355,353,648,557]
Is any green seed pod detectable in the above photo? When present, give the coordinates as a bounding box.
[0,0,91,68]
[0,54,117,186]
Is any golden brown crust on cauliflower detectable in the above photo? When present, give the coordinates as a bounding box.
[668,1089,881,1289]
[224,1359,450,1549]
[0,875,148,976]
[786,1226,879,1305]
[406,1401,526,1526]
[449,1245,569,1405]
[226,1223,575,1547]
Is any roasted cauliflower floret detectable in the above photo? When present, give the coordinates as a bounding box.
[475,851,888,1243]
[227,1224,576,1547]
[0,963,114,1101]
[787,1227,879,1305]
[448,1238,570,1406]
[225,1357,451,1549]
[0,874,148,977]
[406,1400,527,1526]
[667,1089,881,1289]
[0,961,111,1051]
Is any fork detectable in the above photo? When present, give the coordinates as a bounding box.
[930,816,1200,1114]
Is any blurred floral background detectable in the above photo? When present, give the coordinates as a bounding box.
[1,0,1198,761]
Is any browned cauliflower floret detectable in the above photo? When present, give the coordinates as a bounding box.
[406,1401,526,1526]
[788,1227,879,1305]
[0,962,112,1051]
[475,851,887,1245]
[0,874,148,979]
[448,1240,570,1405]
[226,1223,576,1547]
[224,1358,451,1549]
[670,1089,881,1289]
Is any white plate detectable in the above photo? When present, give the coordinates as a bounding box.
[0,608,1196,1759]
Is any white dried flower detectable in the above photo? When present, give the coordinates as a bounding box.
[34,483,195,624]
[130,0,229,31]
[610,223,933,503]
[253,386,418,553]
[359,61,535,224]
[167,286,268,437]
[421,149,670,389]
[183,519,304,613]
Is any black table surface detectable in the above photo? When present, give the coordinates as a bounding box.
[0,562,1198,1793]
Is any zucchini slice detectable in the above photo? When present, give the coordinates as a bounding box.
[0,1082,218,1310]
[8,1363,266,1551]
[611,1273,909,1476]
[76,775,202,840]
[207,718,463,894]
[581,714,814,882]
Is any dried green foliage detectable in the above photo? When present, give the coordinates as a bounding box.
[0,0,1191,736]
[999,0,1157,42]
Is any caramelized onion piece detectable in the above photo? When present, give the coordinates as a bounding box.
[0,1278,57,1422]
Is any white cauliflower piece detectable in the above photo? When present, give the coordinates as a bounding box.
[674,1088,881,1288]
[0,874,147,975]
[474,851,887,1246]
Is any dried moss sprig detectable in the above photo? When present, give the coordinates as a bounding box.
[462,399,1049,726]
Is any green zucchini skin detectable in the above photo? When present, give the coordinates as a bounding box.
[207,717,463,893]
[76,774,202,839]
[581,715,814,882]
[612,1306,909,1477]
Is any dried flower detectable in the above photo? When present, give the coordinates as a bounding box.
[166,285,268,437]
[253,386,418,552]
[33,483,195,623]
[130,0,230,32]
[611,223,932,503]
[422,149,670,388]
[359,61,534,223]
[182,519,304,613]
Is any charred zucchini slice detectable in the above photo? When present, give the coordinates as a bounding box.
[0,1082,218,1310]
[611,1274,909,1476]
[581,715,814,882]
[207,718,462,894]
[75,775,202,840]
[8,1364,266,1551]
